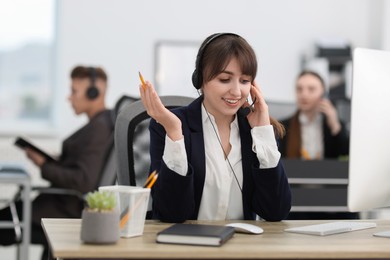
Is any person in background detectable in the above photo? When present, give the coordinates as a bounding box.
[279,70,349,159]
[139,33,291,223]
[0,66,114,260]
[279,70,356,220]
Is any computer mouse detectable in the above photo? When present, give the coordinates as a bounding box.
[225,222,264,234]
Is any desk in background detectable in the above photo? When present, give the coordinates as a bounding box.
[0,165,31,260]
[283,159,349,212]
[42,218,390,259]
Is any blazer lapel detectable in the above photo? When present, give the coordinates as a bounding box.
[237,114,257,219]
[187,97,206,218]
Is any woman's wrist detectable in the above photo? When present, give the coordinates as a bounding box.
[330,121,341,135]
[165,122,183,141]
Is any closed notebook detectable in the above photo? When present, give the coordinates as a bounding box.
[156,223,235,246]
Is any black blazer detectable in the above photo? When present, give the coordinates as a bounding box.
[149,96,291,223]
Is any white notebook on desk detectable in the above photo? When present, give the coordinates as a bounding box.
[284,221,376,236]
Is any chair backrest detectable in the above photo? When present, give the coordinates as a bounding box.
[115,95,194,187]
[97,95,140,187]
[97,133,116,187]
[114,95,139,117]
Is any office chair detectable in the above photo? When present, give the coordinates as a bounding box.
[115,96,194,187]
[114,95,139,116]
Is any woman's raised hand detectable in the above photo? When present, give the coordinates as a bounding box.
[246,81,271,128]
[139,80,183,141]
[319,98,341,135]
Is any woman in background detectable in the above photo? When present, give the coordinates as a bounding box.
[280,70,356,220]
[279,70,349,160]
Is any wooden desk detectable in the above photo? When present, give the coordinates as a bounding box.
[42,218,390,259]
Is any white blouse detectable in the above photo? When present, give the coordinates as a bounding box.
[299,113,324,160]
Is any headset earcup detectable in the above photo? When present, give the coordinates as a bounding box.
[192,33,239,90]
[192,70,200,89]
[86,86,99,100]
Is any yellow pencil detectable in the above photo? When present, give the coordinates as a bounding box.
[119,210,129,229]
[143,170,157,188]
[139,71,146,90]
[120,171,158,229]
[146,174,158,189]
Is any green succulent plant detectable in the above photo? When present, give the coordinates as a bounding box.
[85,190,116,212]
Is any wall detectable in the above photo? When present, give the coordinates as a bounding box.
[55,0,386,138]
[383,0,390,50]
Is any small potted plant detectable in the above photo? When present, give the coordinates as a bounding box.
[80,190,120,244]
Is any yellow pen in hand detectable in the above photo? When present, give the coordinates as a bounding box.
[138,71,146,90]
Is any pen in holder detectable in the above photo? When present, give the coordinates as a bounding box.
[119,171,158,229]
[99,185,151,238]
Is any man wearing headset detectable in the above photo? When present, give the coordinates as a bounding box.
[0,66,114,260]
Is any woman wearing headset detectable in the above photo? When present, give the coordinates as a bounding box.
[279,70,354,220]
[139,33,291,223]
[279,71,349,160]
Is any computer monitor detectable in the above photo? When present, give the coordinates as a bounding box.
[348,48,390,213]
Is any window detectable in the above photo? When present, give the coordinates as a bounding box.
[154,41,200,98]
[0,0,55,134]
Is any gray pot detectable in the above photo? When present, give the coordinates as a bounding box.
[80,209,120,244]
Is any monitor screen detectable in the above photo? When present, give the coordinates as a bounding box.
[348,48,390,212]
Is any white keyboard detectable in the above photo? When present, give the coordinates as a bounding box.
[373,230,390,238]
[284,221,377,236]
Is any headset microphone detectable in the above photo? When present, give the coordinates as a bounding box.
[238,97,257,117]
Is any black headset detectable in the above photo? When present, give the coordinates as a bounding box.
[192,33,255,117]
[192,33,240,90]
[86,67,99,100]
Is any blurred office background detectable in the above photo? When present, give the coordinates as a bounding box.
[1,0,390,258]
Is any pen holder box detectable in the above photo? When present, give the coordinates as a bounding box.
[99,185,150,238]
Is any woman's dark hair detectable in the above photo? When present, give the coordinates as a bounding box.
[199,33,285,138]
[200,34,257,85]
